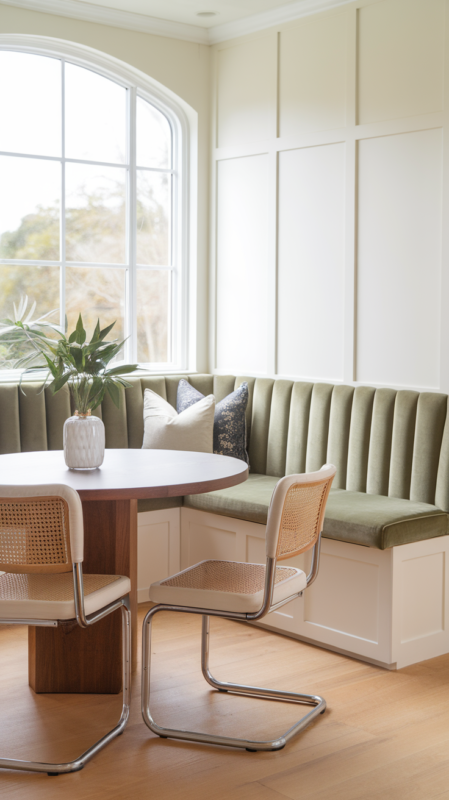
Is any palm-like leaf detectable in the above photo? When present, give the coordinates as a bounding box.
[0,298,139,412]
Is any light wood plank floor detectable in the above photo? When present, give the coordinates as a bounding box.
[1,603,449,799]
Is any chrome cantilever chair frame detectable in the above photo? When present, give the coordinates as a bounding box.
[142,535,325,752]
[0,563,131,776]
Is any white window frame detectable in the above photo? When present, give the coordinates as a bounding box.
[0,34,197,377]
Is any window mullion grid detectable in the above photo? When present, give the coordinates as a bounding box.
[0,49,184,373]
[134,164,174,175]
[0,259,63,267]
[168,264,173,365]
[169,170,174,364]
[0,151,139,171]
[127,86,137,364]
[60,58,66,332]
[171,124,181,368]
[0,260,133,268]
[135,148,176,366]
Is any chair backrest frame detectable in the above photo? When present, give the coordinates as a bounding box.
[265,464,336,561]
[246,465,336,622]
[0,484,84,574]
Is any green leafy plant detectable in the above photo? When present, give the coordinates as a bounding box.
[0,297,138,413]
[0,295,62,370]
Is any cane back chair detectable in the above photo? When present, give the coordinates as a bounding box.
[142,463,336,752]
[0,483,131,775]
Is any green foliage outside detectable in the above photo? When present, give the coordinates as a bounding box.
[0,204,59,262]
[0,178,170,367]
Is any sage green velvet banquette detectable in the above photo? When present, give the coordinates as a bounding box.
[0,374,448,550]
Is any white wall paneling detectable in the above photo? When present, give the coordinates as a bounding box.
[357,0,445,125]
[215,154,270,374]
[356,129,442,389]
[277,143,346,380]
[279,12,348,137]
[343,7,357,383]
[217,34,277,148]
[439,7,449,393]
[211,0,449,393]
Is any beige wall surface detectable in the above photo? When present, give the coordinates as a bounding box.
[210,0,449,393]
[0,2,211,371]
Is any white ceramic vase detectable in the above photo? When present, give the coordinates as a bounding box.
[63,412,105,469]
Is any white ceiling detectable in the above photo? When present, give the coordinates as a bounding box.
[1,0,351,43]
[76,0,297,28]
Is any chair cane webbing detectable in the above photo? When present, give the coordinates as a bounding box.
[276,479,331,560]
[0,497,72,573]
[0,572,121,602]
[160,561,298,595]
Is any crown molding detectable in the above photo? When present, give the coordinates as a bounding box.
[208,0,355,44]
[0,0,355,46]
[0,0,209,44]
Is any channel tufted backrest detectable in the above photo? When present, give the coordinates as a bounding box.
[1,375,449,512]
[241,377,449,510]
[410,393,447,504]
[0,375,217,455]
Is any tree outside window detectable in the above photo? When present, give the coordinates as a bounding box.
[0,50,180,371]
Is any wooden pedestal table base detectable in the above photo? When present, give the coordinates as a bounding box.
[29,499,137,694]
[0,448,248,696]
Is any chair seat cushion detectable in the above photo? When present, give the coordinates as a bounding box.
[0,572,131,620]
[150,559,306,613]
[184,476,448,549]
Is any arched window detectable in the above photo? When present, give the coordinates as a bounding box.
[0,45,189,371]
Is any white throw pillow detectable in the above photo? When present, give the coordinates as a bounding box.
[142,388,215,453]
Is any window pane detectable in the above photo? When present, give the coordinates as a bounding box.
[65,165,126,263]
[137,270,169,363]
[0,265,60,369]
[0,52,61,157]
[65,63,127,164]
[136,171,170,265]
[66,267,126,347]
[137,98,171,169]
[0,156,60,260]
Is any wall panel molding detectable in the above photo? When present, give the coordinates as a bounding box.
[439,0,449,393]
[356,128,442,389]
[211,0,448,393]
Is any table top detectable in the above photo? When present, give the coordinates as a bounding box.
[0,449,248,501]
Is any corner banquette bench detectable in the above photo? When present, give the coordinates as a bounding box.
[1,372,449,669]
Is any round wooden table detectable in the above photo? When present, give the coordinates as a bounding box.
[0,449,248,695]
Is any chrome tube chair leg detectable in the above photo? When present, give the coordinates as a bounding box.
[0,597,131,775]
[200,614,326,750]
[141,600,325,752]
[142,468,336,752]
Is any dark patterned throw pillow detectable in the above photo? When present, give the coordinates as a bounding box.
[177,379,249,464]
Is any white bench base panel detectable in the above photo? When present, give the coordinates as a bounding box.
[137,507,449,669]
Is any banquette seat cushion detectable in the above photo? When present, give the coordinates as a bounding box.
[1,372,449,551]
[184,476,447,549]
[184,377,449,549]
